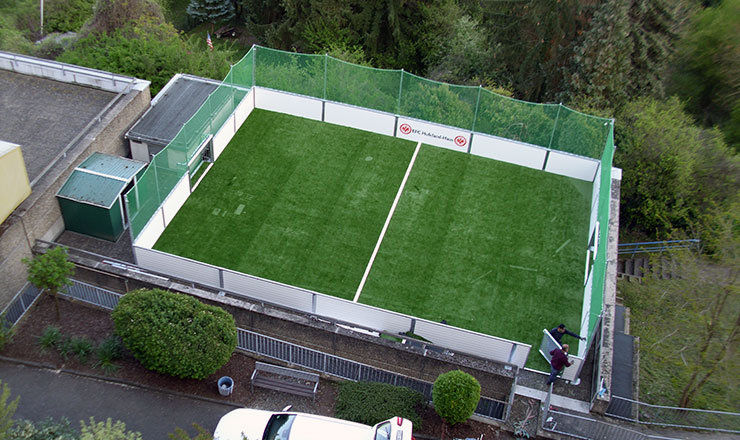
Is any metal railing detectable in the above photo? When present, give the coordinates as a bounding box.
[542,408,679,440]
[607,395,740,434]
[617,240,700,256]
[4,279,509,421]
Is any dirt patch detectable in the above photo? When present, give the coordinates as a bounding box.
[2,295,517,439]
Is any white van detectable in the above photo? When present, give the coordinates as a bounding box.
[213,408,414,440]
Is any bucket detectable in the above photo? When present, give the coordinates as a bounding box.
[218,376,234,396]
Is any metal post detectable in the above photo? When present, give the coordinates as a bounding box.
[323,54,328,101]
[472,85,482,132]
[547,103,562,150]
[252,46,256,87]
[397,69,404,115]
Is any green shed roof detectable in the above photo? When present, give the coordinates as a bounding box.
[56,153,147,209]
[77,152,146,180]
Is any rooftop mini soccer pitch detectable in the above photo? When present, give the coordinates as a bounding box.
[154,109,591,366]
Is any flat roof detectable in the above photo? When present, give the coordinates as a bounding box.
[0,70,117,182]
[126,75,219,147]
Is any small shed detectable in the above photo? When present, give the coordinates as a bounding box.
[56,152,146,241]
[125,74,219,162]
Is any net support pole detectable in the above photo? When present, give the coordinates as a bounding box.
[252,46,256,87]
[472,85,482,132]
[397,69,404,115]
[323,54,328,100]
[547,103,562,150]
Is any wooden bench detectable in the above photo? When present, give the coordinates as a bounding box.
[250,361,319,401]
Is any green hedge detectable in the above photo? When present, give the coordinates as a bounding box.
[334,381,425,428]
[432,370,480,425]
[112,289,237,379]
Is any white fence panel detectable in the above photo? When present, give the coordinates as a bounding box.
[134,247,222,288]
[222,270,314,312]
[544,151,599,181]
[233,89,255,130]
[470,134,547,170]
[414,319,529,367]
[133,208,165,249]
[396,118,469,152]
[255,87,322,121]
[324,102,396,137]
[562,356,584,382]
[315,296,412,335]
[213,113,236,157]
[161,174,190,226]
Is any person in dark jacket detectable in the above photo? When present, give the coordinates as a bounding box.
[546,344,572,385]
[549,324,585,345]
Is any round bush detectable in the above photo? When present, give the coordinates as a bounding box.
[432,370,481,425]
[112,289,237,379]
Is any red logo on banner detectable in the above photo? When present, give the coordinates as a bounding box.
[399,123,412,135]
[454,136,467,147]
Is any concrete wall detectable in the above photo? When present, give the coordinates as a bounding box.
[0,81,151,309]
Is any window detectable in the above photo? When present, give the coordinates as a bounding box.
[263,414,295,440]
[374,422,391,440]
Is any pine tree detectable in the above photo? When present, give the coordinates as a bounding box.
[186,0,235,24]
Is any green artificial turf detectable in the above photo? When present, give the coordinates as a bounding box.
[358,145,592,370]
[154,109,415,299]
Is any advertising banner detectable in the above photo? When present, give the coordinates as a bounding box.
[396,118,469,152]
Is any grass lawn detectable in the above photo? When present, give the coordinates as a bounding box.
[154,109,415,299]
[155,110,593,371]
[359,145,592,369]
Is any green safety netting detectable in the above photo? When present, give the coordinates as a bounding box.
[588,126,615,340]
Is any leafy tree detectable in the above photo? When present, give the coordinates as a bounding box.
[432,370,480,425]
[44,0,96,33]
[9,417,77,440]
[421,0,496,86]
[58,17,236,95]
[478,0,590,102]
[83,0,166,34]
[670,0,740,151]
[22,247,74,320]
[615,97,739,243]
[186,0,235,25]
[168,424,213,440]
[112,289,237,379]
[80,417,142,440]
[621,218,739,410]
[0,381,19,438]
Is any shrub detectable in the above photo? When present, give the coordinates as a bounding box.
[57,336,74,361]
[37,326,62,351]
[432,370,481,425]
[69,336,94,364]
[80,417,142,440]
[96,335,124,374]
[1,381,19,438]
[334,381,424,428]
[112,289,237,379]
[8,417,77,440]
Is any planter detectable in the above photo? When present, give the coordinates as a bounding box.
[218,376,234,396]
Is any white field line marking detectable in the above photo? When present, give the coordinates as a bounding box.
[353,141,422,303]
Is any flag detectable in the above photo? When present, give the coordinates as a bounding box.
[207,32,213,51]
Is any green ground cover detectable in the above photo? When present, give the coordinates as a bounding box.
[359,145,592,369]
[155,110,592,371]
[154,109,415,298]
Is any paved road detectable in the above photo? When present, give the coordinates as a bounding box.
[0,360,237,438]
